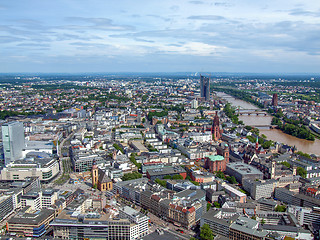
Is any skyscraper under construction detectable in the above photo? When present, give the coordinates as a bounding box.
[200,75,210,101]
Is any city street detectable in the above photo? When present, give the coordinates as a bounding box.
[147,212,197,239]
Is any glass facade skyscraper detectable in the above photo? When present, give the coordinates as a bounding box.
[2,121,25,165]
[200,75,210,101]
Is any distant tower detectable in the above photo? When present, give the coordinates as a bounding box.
[217,143,230,164]
[255,136,259,153]
[2,121,25,166]
[293,166,297,176]
[271,161,276,179]
[112,149,117,160]
[212,112,221,141]
[91,160,98,187]
[272,93,278,107]
[191,99,198,109]
[200,75,210,101]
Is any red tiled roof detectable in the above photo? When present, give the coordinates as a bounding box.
[176,206,183,211]
[188,207,195,213]
[151,195,160,201]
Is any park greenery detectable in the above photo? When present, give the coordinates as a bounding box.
[155,178,167,187]
[271,113,314,141]
[215,171,226,180]
[147,110,168,121]
[129,153,141,169]
[200,223,214,240]
[275,205,287,212]
[296,151,311,159]
[213,202,221,208]
[297,167,307,178]
[0,110,44,120]
[122,172,142,181]
[226,176,237,184]
[280,161,291,168]
[186,175,200,186]
[223,103,240,124]
[113,143,124,154]
[146,144,158,152]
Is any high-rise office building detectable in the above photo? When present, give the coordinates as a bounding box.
[2,121,25,165]
[191,99,198,109]
[272,93,278,106]
[200,75,210,101]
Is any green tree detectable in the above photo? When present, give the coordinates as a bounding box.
[191,180,200,186]
[200,224,214,240]
[172,174,184,180]
[247,135,256,143]
[113,143,124,154]
[215,171,225,180]
[296,151,311,159]
[260,219,266,225]
[186,175,192,181]
[122,172,142,181]
[262,140,273,149]
[213,202,221,208]
[155,178,167,187]
[297,167,307,178]
[280,161,291,168]
[163,175,172,179]
[226,176,237,184]
[251,128,259,135]
[129,153,141,169]
[207,202,212,211]
[147,110,168,121]
[275,205,286,212]
[245,126,253,131]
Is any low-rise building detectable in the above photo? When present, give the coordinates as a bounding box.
[51,206,149,240]
[200,209,239,237]
[229,216,268,240]
[205,155,227,173]
[243,179,276,200]
[226,162,263,184]
[0,154,59,182]
[7,206,55,238]
[146,166,186,181]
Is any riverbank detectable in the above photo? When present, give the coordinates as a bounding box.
[216,91,320,155]
[213,87,264,109]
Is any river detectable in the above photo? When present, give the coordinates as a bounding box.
[216,92,320,155]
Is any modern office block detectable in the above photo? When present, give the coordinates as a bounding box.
[2,121,25,165]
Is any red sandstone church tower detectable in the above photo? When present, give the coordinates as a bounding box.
[212,112,221,141]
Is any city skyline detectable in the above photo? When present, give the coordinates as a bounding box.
[0,0,320,73]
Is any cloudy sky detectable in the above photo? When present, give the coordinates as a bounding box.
[0,0,320,73]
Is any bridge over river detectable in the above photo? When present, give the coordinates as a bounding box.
[237,109,269,115]
[250,125,278,129]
